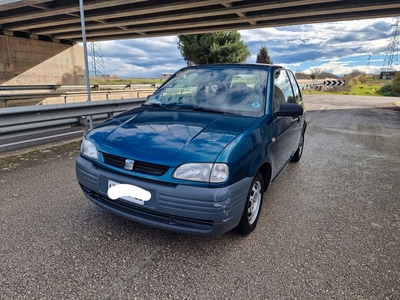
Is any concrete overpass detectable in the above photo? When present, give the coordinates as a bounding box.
[0,0,400,85]
[1,0,400,42]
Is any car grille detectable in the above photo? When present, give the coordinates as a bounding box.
[81,185,214,232]
[102,152,169,176]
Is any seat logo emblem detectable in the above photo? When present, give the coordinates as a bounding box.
[124,159,135,170]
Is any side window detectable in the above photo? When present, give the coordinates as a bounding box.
[287,71,301,104]
[273,70,294,112]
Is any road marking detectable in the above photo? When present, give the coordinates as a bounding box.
[0,131,81,148]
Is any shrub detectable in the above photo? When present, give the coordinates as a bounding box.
[378,83,398,96]
[392,72,400,94]
[359,76,367,84]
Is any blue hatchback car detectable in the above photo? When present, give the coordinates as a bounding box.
[76,64,306,236]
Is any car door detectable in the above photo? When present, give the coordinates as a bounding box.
[271,69,299,177]
[287,69,305,146]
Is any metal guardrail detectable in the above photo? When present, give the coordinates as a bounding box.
[0,98,146,137]
[0,82,320,143]
[299,83,324,91]
[0,90,153,107]
[0,84,160,91]
[0,84,159,107]
[92,84,161,90]
[0,85,67,91]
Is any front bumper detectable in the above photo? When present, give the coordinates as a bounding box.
[76,156,251,236]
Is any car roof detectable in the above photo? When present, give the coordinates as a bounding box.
[181,63,283,71]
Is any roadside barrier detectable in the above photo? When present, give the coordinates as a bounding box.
[0,98,146,138]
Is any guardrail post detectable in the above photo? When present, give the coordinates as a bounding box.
[78,116,89,136]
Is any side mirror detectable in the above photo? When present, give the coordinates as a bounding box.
[276,103,303,117]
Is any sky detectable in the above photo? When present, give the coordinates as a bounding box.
[94,17,398,79]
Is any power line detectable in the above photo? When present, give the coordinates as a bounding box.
[88,42,105,77]
[382,17,399,71]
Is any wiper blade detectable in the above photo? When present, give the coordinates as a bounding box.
[143,103,169,109]
[143,103,239,115]
[191,107,229,114]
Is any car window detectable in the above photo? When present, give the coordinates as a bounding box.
[287,71,301,104]
[273,70,294,112]
[146,67,268,117]
[159,71,198,100]
[231,74,258,88]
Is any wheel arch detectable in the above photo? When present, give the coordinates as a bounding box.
[257,162,272,192]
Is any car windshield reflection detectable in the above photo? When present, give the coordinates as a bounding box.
[145,67,268,117]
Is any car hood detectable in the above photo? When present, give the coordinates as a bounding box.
[88,108,257,166]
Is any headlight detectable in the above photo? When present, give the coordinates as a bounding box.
[173,163,229,183]
[80,138,98,160]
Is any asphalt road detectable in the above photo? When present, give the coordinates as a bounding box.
[0,95,399,299]
[0,127,83,154]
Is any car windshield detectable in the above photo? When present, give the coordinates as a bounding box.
[144,67,268,117]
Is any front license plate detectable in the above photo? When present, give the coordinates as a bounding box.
[107,180,145,205]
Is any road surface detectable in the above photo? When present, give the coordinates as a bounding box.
[0,95,399,299]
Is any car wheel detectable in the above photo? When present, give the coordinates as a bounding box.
[236,172,264,235]
[291,131,305,162]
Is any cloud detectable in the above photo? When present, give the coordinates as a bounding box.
[93,17,397,78]
[100,37,186,77]
[241,17,396,75]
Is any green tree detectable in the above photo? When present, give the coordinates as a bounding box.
[392,71,400,94]
[256,46,273,64]
[177,31,250,65]
[310,68,322,79]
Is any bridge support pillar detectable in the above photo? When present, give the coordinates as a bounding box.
[0,35,86,85]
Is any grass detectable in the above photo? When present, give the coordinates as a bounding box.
[302,75,393,96]
[92,75,399,97]
[344,82,382,96]
[90,77,165,85]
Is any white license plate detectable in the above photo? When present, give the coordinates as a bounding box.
[107,180,145,205]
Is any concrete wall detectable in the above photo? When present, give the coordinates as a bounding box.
[0,35,85,85]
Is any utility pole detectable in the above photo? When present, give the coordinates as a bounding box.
[79,0,93,130]
[88,42,105,77]
[382,17,399,71]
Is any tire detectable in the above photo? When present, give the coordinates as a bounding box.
[291,131,305,162]
[236,172,264,235]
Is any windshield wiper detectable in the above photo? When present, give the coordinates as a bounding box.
[143,103,238,115]
[142,103,169,109]
[191,107,231,114]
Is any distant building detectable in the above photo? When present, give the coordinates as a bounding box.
[100,74,117,79]
[379,71,397,80]
[161,73,173,80]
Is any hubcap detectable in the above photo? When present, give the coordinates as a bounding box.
[298,135,304,156]
[247,180,262,224]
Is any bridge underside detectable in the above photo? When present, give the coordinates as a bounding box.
[0,0,400,44]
